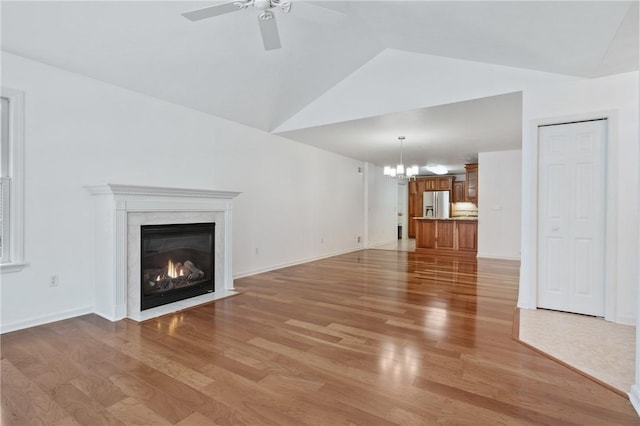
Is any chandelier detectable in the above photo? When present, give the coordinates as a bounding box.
[383,136,419,179]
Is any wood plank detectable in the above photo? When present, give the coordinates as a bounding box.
[1,390,30,426]
[108,373,195,424]
[106,397,172,425]
[0,359,69,424]
[175,411,222,426]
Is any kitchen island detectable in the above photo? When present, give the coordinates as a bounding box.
[413,217,477,254]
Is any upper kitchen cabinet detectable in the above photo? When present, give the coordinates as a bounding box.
[465,163,478,203]
[424,179,437,190]
[437,176,454,191]
[414,176,454,191]
[408,180,417,237]
[452,181,465,203]
[409,179,418,195]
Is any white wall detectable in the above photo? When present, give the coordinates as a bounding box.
[629,2,640,408]
[478,150,522,260]
[0,52,366,332]
[366,163,397,247]
[518,71,639,325]
[633,70,640,412]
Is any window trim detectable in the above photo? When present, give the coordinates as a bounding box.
[1,177,10,264]
[1,87,26,273]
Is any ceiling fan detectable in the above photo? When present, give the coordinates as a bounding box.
[182,0,344,51]
[182,0,292,51]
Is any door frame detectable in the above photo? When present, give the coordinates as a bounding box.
[520,109,618,322]
[397,180,408,240]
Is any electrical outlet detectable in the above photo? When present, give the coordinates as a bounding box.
[49,274,59,287]
[255,248,259,255]
[356,235,361,243]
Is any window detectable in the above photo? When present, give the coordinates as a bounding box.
[1,88,25,272]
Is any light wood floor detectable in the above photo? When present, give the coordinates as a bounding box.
[371,238,416,252]
[2,250,638,425]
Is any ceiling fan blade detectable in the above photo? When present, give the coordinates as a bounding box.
[182,2,240,21]
[258,15,281,50]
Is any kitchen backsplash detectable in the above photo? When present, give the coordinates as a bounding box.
[452,202,478,217]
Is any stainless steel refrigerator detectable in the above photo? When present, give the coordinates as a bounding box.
[423,191,450,219]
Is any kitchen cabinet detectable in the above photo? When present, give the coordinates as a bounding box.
[452,181,465,203]
[436,221,455,249]
[424,179,437,190]
[408,180,418,237]
[457,221,478,252]
[407,176,457,238]
[437,176,454,191]
[416,179,426,222]
[416,219,436,248]
[408,196,418,237]
[414,219,477,254]
[465,163,478,203]
[409,179,418,195]
[412,176,454,192]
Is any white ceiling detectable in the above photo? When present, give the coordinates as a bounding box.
[277,91,523,173]
[2,1,638,171]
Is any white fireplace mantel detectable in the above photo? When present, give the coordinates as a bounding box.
[86,184,241,321]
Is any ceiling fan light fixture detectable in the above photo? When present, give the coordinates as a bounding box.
[271,0,292,13]
[259,10,274,20]
[233,0,252,10]
[425,165,448,175]
[254,0,272,10]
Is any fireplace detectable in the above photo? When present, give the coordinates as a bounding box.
[141,222,215,310]
[86,184,239,322]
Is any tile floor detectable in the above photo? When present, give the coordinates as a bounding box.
[519,308,635,394]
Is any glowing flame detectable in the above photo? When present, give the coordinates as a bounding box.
[166,260,186,279]
[167,259,177,278]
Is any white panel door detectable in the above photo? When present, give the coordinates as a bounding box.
[537,119,607,316]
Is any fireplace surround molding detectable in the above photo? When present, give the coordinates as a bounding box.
[86,184,241,321]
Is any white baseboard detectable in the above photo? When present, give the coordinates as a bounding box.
[630,385,640,416]
[615,315,636,326]
[1,305,94,334]
[518,307,636,327]
[2,247,367,333]
[517,305,536,312]
[476,252,521,261]
[367,239,398,248]
[234,246,363,280]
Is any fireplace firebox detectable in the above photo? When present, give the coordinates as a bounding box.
[140,222,215,310]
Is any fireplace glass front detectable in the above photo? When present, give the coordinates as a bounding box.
[140,222,215,310]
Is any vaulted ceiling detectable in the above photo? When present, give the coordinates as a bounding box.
[2,1,638,172]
